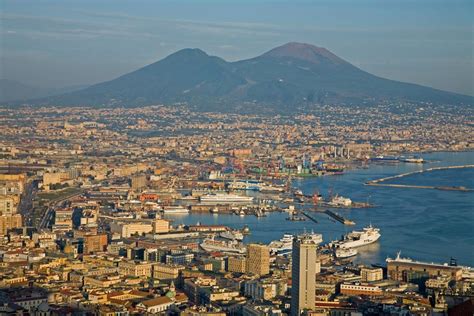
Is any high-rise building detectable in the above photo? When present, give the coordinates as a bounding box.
[152,219,170,234]
[0,196,18,216]
[131,174,147,191]
[246,243,270,276]
[0,214,22,236]
[83,233,108,254]
[54,208,73,231]
[291,234,319,316]
[361,267,383,282]
[228,256,246,273]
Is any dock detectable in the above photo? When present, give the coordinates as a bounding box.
[366,165,474,191]
[324,210,355,225]
[317,201,374,209]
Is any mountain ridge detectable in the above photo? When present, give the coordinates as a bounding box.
[6,42,473,111]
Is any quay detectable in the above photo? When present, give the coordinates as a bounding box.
[324,210,355,225]
[366,165,474,191]
[299,210,356,226]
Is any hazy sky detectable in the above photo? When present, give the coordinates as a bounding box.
[1,0,473,95]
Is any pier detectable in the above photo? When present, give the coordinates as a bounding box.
[299,210,356,226]
[324,210,355,225]
[366,165,474,191]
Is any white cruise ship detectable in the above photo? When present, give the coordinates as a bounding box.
[269,232,323,255]
[200,193,253,204]
[200,237,246,254]
[269,234,294,255]
[330,225,380,249]
[162,206,189,214]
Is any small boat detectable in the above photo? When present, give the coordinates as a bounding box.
[219,230,244,241]
[294,189,304,196]
[335,247,358,259]
[162,206,189,214]
[286,215,306,221]
[400,155,424,163]
[200,237,246,254]
[328,195,352,207]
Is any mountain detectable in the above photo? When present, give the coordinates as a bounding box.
[16,42,473,111]
[0,79,89,103]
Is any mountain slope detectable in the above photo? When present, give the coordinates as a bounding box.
[22,42,473,110]
[42,49,246,108]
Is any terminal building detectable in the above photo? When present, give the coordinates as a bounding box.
[387,255,463,282]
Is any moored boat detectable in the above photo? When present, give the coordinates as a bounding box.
[200,237,246,254]
[200,193,253,204]
[328,195,352,207]
[269,232,322,255]
[219,230,244,241]
[330,225,381,249]
[335,247,358,259]
[400,155,424,163]
[162,206,189,214]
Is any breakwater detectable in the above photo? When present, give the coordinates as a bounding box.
[366,165,474,191]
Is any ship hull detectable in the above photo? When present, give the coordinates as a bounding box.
[333,234,380,248]
[335,248,358,258]
[330,226,381,249]
[200,244,246,254]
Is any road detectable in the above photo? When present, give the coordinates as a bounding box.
[37,189,84,229]
[18,179,38,227]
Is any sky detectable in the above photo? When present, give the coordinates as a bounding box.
[1,0,473,95]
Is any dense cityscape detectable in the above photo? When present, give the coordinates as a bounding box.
[0,103,473,315]
[1,0,474,314]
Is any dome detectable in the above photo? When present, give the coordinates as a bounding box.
[63,245,74,254]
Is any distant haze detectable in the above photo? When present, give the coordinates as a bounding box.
[1,0,473,96]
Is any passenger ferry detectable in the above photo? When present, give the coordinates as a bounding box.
[330,225,381,249]
[269,232,323,256]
